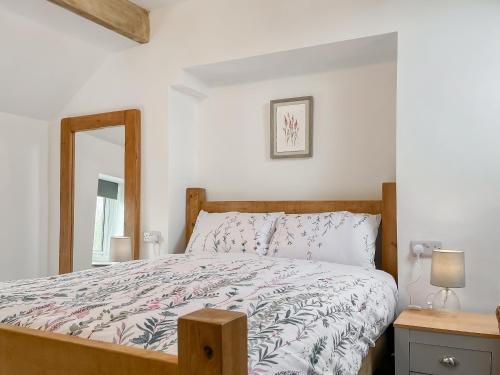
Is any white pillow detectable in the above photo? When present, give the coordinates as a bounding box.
[268,212,381,268]
[186,211,283,255]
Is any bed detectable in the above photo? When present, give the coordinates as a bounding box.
[0,182,397,375]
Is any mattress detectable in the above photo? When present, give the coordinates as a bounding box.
[0,254,397,374]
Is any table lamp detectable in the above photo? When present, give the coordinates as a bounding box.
[430,249,465,312]
[110,236,132,262]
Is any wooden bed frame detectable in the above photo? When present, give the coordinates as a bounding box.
[0,182,397,375]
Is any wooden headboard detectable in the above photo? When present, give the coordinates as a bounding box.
[185,182,397,281]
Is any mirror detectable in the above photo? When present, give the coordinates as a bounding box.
[60,110,141,273]
[73,127,125,271]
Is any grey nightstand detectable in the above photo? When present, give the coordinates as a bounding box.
[394,309,500,375]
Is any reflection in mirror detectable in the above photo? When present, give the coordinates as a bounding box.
[73,126,125,271]
[92,175,124,264]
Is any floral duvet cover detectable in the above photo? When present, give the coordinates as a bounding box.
[0,254,397,375]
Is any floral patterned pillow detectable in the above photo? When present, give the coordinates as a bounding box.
[186,211,283,255]
[268,212,381,268]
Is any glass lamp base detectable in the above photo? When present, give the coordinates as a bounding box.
[432,288,461,312]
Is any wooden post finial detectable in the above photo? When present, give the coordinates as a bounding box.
[178,308,247,375]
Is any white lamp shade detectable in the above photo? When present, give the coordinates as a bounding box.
[110,236,132,262]
[431,249,465,288]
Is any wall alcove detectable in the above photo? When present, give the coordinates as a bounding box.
[166,32,398,251]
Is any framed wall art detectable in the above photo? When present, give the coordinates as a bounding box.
[270,96,313,159]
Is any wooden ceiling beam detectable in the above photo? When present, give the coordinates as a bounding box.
[47,0,150,44]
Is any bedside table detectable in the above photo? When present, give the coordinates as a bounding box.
[394,309,500,375]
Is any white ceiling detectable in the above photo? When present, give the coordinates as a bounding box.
[185,33,398,87]
[0,0,132,120]
[0,0,136,51]
[0,0,181,121]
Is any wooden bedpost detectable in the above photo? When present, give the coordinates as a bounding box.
[178,309,247,375]
[381,182,397,282]
[186,188,206,245]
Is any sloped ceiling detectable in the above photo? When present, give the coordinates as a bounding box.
[0,0,184,121]
[0,0,170,121]
[186,33,398,87]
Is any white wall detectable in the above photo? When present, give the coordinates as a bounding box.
[166,88,201,253]
[198,62,396,200]
[0,112,48,281]
[48,0,500,313]
[73,131,124,271]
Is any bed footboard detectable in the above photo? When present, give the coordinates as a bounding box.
[0,308,247,375]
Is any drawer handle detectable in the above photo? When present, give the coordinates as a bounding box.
[439,356,458,368]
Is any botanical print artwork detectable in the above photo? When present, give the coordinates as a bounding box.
[0,254,397,375]
[276,103,306,152]
[283,112,299,146]
[271,96,313,158]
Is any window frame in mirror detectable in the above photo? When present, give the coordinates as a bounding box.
[59,110,141,274]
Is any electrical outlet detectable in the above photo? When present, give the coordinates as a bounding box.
[410,241,442,257]
[143,231,161,244]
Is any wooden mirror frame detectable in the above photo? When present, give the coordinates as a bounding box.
[59,109,141,274]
